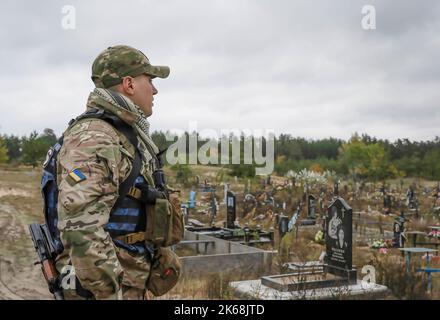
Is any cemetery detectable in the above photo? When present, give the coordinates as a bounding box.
[167,164,440,300]
[1,151,440,300]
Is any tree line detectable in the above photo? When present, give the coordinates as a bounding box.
[1,130,439,181]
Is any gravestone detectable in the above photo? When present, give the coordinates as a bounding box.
[406,187,416,209]
[181,204,189,225]
[324,197,356,282]
[223,183,229,204]
[307,194,317,219]
[226,191,237,229]
[333,182,339,197]
[188,190,196,209]
[288,210,299,232]
[434,182,440,208]
[278,215,289,239]
[393,212,405,248]
[210,190,217,217]
[383,194,392,215]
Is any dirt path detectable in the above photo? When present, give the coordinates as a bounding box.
[0,203,51,300]
[0,169,52,300]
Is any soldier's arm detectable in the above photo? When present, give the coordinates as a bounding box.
[57,119,131,300]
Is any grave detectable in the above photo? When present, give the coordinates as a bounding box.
[188,189,196,209]
[406,186,418,210]
[181,203,189,225]
[230,196,388,299]
[333,181,339,197]
[209,190,218,224]
[323,197,357,282]
[278,215,289,240]
[307,194,317,219]
[187,190,274,247]
[231,276,388,300]
[225,191,237,229]
[434,182,440,209]
[177,229,274,278]
[392,212,406,248]
[297,196,317,226]
[383,193,392,215]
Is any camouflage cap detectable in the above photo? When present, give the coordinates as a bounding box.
[91,45,170,88]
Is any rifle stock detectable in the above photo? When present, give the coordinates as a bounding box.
[29,223,64,300]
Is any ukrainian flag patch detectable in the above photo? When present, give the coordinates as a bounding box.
[68,168,87,184]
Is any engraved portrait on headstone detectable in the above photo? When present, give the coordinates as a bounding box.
[325,198,353,270]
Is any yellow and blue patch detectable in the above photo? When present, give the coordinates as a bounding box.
[66,168,87,186]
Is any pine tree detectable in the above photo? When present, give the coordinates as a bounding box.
[0,137,9,164]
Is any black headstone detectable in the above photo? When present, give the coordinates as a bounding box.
[278,215,289,239]
[325,198,353,270]
[226,191,236,229]
[333,182,339,197]
[210,191,217,217]
[407,187,415,208]
[393,212,405,248]
[383,194,392,215]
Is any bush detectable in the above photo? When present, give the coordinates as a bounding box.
[373,253,430,299]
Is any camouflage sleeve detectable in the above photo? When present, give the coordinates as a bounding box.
[57,119,132,300]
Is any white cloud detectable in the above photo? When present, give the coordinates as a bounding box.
[1,0,439,141]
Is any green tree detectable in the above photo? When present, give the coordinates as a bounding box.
[366,143,394,182]
[1,134,21,163]
[0,137,9,164]
[421,149,440,180]
[170,164,193,187]
[338,134,370,179]
[22,130,55,168]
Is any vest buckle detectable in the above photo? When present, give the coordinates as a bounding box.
[122,232,145,244]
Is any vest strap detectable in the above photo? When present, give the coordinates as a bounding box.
[127,186,142,200]
[116,232,145,245]
[68,108,143,212]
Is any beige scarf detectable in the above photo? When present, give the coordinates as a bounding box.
[87,88,160,166]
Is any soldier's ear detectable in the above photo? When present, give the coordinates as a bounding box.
[121,76,135,95]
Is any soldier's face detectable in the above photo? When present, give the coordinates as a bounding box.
[132,74,158,117]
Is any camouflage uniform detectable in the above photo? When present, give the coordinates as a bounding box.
[55,45,170,300]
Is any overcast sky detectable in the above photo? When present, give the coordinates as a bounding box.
[0,0,439,141]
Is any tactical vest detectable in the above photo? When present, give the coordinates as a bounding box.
[105,175,151,255]
[42,108,154,257]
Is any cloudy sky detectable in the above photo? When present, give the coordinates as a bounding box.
[0,0,439,141]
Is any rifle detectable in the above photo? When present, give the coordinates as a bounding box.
[152,148,180,196]
[153,148,168,195]
[29,223,64,300]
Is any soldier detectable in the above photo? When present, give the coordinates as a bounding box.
[55,45,173,300]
